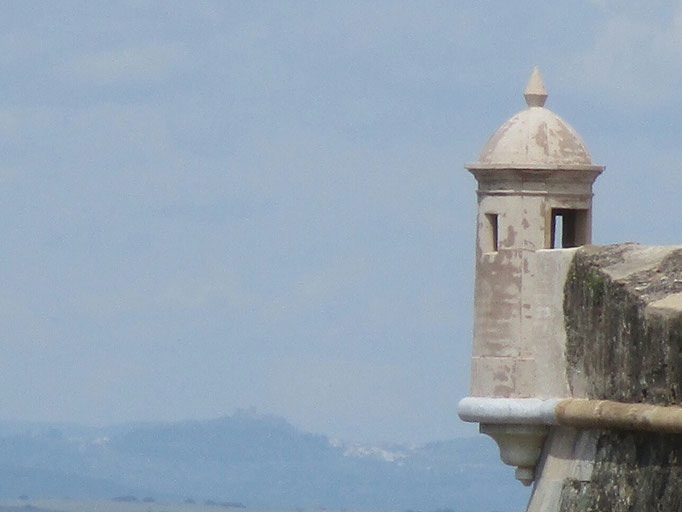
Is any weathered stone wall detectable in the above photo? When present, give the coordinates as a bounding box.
[558,243,682,511]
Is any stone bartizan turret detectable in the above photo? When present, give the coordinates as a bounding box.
[458,67,682,512]
[465,67,603,401]
[460,68,604,485]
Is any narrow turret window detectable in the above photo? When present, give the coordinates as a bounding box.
[485,213,499,252]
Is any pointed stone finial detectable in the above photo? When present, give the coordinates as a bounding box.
[524,67,547,107]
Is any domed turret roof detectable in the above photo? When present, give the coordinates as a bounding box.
[476,68,593,167]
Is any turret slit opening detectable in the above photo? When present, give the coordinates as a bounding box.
[485,213,499,252]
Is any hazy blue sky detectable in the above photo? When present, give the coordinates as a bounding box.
[0,1,680,444]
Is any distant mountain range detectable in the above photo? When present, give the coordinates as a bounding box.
[0,411,529,511]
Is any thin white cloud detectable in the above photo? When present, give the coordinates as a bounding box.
[559,2,682,106]
[62,42,189,86]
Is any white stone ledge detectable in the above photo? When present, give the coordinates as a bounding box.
[458,397,561,425]
[460,397,682,486]
[460,397,682,434]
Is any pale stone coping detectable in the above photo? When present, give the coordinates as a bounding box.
[600,244,682,281]
[458,397,561,425]
[647,291,682,314]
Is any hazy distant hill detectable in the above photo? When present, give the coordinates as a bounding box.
[0,412,529,511]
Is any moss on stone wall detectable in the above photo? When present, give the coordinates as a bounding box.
[560,244,682,511]
[564,244,682,403]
